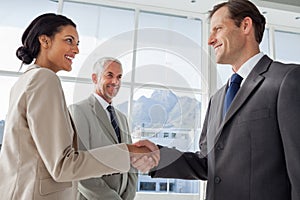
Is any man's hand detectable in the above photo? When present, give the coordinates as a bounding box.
[127,140,160,173]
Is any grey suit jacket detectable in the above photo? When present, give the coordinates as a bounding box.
[0,65,130,200]
[150,55,300,200]
[69,95,137,200]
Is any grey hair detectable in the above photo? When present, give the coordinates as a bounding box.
[92,57,122,76]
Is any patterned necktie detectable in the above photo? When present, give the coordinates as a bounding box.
[107,105,121,143]
[223,73,243,117]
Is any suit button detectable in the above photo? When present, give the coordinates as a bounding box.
[216,143,224,150]
[214,176,221,184]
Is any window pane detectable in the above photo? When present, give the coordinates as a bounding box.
[135,48,201,89]
[137,12,202,89]
[139,11,201,44]
[0,76,18,147]
[0,76,18,120]
[0,0,57,72]
[59,2,135,78]
[260,29,270,55]
[131,87,201,194]
[131,88,201,149]
[61,81,84,106]
[275,31,300,64]
[134,11,203,197]
[139,182,156,191]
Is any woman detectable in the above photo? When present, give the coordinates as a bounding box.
[0,13,158,200]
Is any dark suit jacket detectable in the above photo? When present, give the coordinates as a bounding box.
[69,95,137,200]
[150,55,300,200]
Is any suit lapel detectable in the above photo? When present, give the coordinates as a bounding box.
[205,86,227,154]
[215,85,228,128]
[88,95,119,143]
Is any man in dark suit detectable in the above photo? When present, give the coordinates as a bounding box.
[132,0,300,200]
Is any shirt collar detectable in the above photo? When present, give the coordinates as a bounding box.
[236,52,264,80]
[93,93,111,109]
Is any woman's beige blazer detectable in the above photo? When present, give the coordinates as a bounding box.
[0,65,130,200]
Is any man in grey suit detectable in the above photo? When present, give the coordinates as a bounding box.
[132,0,300,200]
[69,57,137,200]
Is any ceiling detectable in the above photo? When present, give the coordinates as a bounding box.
[257,0,300,8]
[78,0,300,29]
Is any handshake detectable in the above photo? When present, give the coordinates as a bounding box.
[127,140,160,173]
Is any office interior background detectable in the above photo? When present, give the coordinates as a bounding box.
[0,0,300,199]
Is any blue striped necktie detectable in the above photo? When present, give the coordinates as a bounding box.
[223,73,243,117]
[107,105,121,143]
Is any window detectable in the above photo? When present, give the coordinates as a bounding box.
[159,182,168,191]
[0,0,57,72]
[0,76,18,120]
[139,182,156,191]
[58,2,135,79]
[274,30,300,64]
[132,12,203,194]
